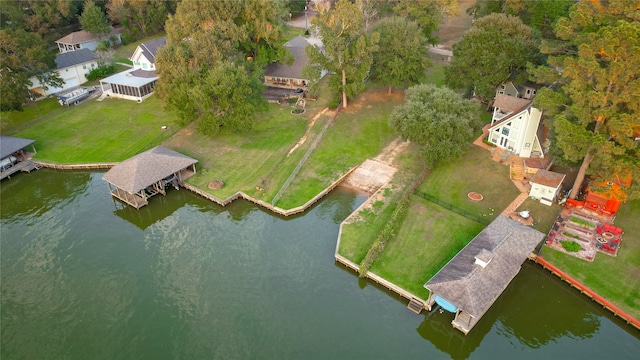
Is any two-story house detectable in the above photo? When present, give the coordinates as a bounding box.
[487,94,545,158]
[129,37,166,71]
[29,49,98,96]
[55,29,121,53]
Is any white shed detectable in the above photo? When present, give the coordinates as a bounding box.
[529,170,566,206]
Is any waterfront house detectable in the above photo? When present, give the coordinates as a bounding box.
[130,37,166,72]
[264,35,312,90]
[424,215,544,335]
[55,29,121,53]
[487,94,544,158]
[29,49,98,96]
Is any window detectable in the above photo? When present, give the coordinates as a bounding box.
[142,63,148,69]
[83,65,86,69]
[526,89,531,94]
[500,85,506,90]
[502,127,510,136]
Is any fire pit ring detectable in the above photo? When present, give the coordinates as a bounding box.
[467,192,483,202]
[602,232,615,241]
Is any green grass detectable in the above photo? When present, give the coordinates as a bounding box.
[275,90,404,208]
[113,32,166,61]
[11,96,177,163]
[165,103,313,200]
[370,197,484,298]
[282,24,305,42]
[417,146,520,220]
[540,199,640,320]
[1,98,62,133]
[424,62,447,87]
[515,198,562,233]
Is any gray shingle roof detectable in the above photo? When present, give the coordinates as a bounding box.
[0,136,35,159]
[264,46,307,79]
[425,215,543,318]
[138,37,166,64]
[102,146,197,194]
[55,49,97,70]
[55,28,120,45]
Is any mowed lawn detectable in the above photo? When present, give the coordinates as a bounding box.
[164,103,315,201]
[275,90,405,209]
[417,145,520,219]
[12,96,177,163]
[539,199,640,320]
[370,197,484,299]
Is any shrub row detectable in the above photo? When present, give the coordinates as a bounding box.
[358,184,413,277]
[86,65,117,81]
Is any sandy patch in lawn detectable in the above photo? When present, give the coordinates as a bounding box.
[432,0,476,50]
[341,90,404,114]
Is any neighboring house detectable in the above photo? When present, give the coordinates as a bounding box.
[496,81,539,100]
[56,29,121,53]
[264,35,313,89]
[29,49,98,96]
[424,215,544,335]
[99,38,165,102]
[487,94,544,158]
[529,169,566,205]
[130,37,166,71]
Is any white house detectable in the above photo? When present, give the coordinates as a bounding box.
[99,37,165,102]
[529,169,565,205]
[130,37,166,71]
[55,29,121,53]
[487,94,544,158]
[29,49,98,96]
[496,81,539,100]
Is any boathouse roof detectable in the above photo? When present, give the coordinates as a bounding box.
[103,146,197,194]
[425,216,543,319]
[1,136,35,159]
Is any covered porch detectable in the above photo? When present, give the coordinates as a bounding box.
[99,68,158,102]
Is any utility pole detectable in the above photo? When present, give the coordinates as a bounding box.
[305,4,308,31]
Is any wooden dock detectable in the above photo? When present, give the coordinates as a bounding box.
[110,188,148,209]
[0,160,42,180]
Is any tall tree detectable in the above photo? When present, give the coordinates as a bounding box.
[391,84,480,166]
[532,1,640,200]
[0,0,80,36]
[305,0,379,108]
[80,0,111,36]
[155,0,266,134]
[392,0,459,45]
[371,16,431,94]
[106,0,169,39]
[238,0,288,66]
[445,13,540,101]
[0,29,62,111]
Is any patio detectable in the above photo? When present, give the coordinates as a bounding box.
[544,205,623,261]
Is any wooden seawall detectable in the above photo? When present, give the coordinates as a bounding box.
[36,162,116,170]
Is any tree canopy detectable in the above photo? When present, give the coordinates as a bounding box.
[106,0,172,41]
[532,0,640,200]
[80,0,111,36]
[0,0,79,36]
[445,13,540,101]
[371,16,431,94]
[305,0,379,108]
[0,29,62,112]
[390,84,480,166]
[155,0,271,134]
[392,0,459,45]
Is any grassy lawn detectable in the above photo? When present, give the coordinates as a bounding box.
[1,98,63,133]
[515,198,563,233]
[370,197,485,299]
[417,145,520,220]
[424,62,447,87]
[539,199,640,320]
[11,96,177,163]
[275,88,405,208]
[164,103,315,200]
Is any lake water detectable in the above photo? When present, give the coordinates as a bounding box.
[1,170,638,359]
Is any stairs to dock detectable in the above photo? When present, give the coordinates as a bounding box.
[407,298,424,314]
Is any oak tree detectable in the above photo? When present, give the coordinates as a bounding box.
[80,0,111,36]
[390,84,481,166]
[305,0,379,108]
[371,16,431,95]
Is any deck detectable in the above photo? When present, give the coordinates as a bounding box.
[110,188,148,209]
[0,160,41,180]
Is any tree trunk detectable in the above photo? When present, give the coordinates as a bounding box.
[342,68,348,108]
[387,85,392,95]
[569,150,593,199]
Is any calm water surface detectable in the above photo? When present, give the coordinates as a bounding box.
[1,170,638,359]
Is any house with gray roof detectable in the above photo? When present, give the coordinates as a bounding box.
[130,37,166,72]
[264,35,315,89]
[424,215,544,335]
[29,49,98,96]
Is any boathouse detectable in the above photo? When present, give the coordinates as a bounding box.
[1,136,39,180]
[424,215,544,335]
[103,146,197,209]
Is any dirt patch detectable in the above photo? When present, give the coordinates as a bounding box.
[341,90,404,114]
[432,0,476,50]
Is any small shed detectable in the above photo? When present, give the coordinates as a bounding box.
[103,146,197,209]
[529,170,565,205]
[424,216,544,335]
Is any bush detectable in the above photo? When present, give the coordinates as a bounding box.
[328,97,341,109]
[86,65,117,81]
[561,240,582,252]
